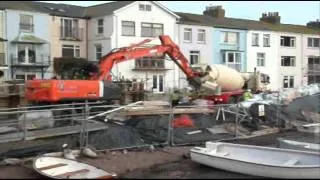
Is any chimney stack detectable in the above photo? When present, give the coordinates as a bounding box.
[307,19,320,29]
[260,12,281,24]
[203,5,225,18]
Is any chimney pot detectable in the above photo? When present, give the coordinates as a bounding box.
[203,5,225,18]
[260,12,281,24]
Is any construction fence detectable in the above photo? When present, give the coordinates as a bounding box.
[0,98,290,158]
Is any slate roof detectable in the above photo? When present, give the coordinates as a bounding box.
[84,1,135,17]
[175,12,320,35]
[0,1,318,35]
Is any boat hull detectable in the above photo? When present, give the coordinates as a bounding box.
[190,142,320,179]
[33,156,116,179]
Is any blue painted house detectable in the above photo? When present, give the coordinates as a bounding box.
[176,6,252,72]
[212,28,247,72]
[0,2,51,80]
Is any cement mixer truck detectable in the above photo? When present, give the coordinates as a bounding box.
[190,64,270,104]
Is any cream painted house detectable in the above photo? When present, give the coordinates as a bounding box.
[0,10,7,81]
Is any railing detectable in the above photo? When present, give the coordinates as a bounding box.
[60,26,83,41]
[134,59,166,70]
[11,54,51,67]
[0,53,6,66]
[308,64,320,73]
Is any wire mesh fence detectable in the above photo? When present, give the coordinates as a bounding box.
[0,92,318,155]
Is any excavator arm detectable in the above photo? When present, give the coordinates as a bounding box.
[96,35,202,88]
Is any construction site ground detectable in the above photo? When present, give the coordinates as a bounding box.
[0,130,314,179]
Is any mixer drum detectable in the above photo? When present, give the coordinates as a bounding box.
[208,64,245,91]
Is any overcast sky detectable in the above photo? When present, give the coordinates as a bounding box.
[41,1,320,26]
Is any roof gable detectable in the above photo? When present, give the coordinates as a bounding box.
[85,1,179,19]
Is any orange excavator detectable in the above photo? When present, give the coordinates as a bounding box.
[25,35,207,104]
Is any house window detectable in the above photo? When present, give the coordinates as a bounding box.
[197,29,205,43]
[17,44,36,64]
[283,76,294,88]
[146,4,152,11]
[139,4,152,11]
[141,23,163,37]
[60,18,80,40]
[96,44,102,60]
[159,75,163,92]
[308,75,320,84]
[62,45,80,58]
[98,19,104,34]
[184,28,192,42]
[222,51,242,71]
[257,53,265,67]
[281,56,295,66]
[190,51,200,65]
[263,34,270,47]
[20,14,33,32]
[221,31,238,44]
[280,36,295,47]
[15,74,36,81]
[252,33,259,46]
[308,38,320,48]
[153,75,157,89]
[122,21,135,36]
[308,56,320,65]
[308,56,320,73]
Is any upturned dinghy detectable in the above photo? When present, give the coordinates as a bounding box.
[33,156,117,179]
[190,142,320,179]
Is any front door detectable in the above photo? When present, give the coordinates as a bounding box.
[152,75,164,93]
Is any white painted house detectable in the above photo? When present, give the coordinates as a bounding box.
[302,33,320,85]
[246,30,278,91]
[87,1,180,93]
[175,19,213,89]
[247,12,320,91]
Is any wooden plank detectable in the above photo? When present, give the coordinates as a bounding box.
[122,108,215,116]
[96,174,114,179]
[38,163,67,171]
[54,169,90,178]
[26,123,108,140]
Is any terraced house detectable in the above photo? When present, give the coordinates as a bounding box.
[175,12,212,89]
[173,6,320,91]
[177,6,249,74]
[86,1,180,92]
[0,2,51,81]
[0,1,319,92]
[0,10,7,82]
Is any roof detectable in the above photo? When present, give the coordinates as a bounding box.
[32,2,86,18]
[0,1,317,35]
[0,1,87,18]
[175,12,320,35]
[85,1,135,17]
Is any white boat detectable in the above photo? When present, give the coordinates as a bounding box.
[190,142,320,179]
[33,156,117,179]
[277,138,320,152]
[297,123,320,134]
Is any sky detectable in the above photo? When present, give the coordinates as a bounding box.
[41,1,320,26]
